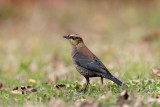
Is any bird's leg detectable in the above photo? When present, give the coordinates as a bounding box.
[83,77,90,93]
[101,77,103,85]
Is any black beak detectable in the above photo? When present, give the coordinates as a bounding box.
[63,35,70,39]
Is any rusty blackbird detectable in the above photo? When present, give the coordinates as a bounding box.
[63,34,126,92]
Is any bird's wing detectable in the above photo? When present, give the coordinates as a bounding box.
[74,52,112,76]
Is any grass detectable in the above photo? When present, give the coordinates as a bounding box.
[0,1,160,106]
[1,79,160,106]
[0,36,159,107]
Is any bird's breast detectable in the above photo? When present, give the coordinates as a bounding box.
[74,63,98,77]
[72,46,94,59]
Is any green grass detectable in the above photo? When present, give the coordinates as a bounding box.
[0,1,160,106]
[1,79,160,107]
[0,36,159,107]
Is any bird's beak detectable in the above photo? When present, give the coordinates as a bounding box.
[63,35,70,39]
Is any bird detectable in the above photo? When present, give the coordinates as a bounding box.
[63,34,126,92]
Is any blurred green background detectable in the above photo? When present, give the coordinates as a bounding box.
[0,0,160,106]
[0,0,159,78]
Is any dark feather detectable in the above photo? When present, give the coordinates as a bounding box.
[74,51,112,76]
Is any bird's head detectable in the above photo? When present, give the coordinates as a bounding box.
[63,34,84,47]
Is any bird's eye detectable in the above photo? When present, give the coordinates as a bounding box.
[72,37,76,40]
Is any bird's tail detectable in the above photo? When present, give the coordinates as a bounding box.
[104,74,126,87]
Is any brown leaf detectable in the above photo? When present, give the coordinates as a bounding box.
[143,31,160,42]
[11,85,37,94]
[121,90,129,100]
[156,95,160,99]
[117,90,130,106]
[13,86,19,90]
[0,83,3,90]
[55,84,66,90]
[26,85,37,92]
